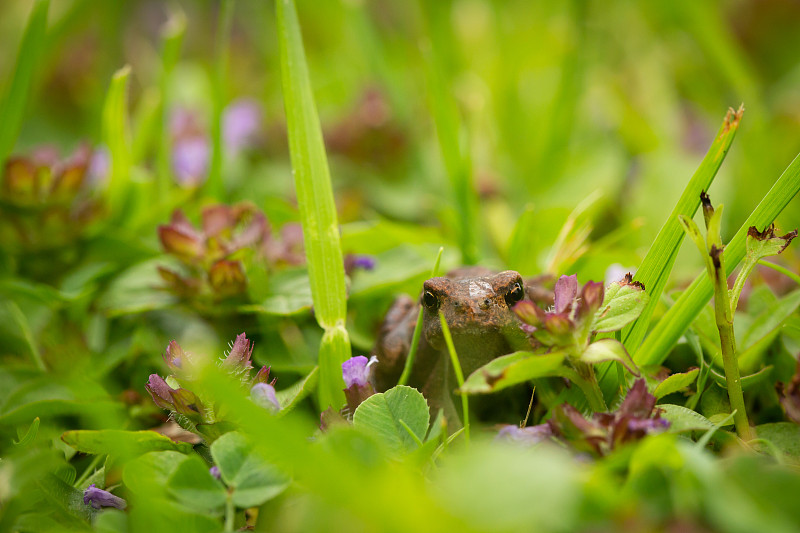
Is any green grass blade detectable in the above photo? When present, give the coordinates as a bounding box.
[206,0,235,199]
[420,2,479,265]
[0,0,49,168]
[155,8,186,194]
[276,0,350,410]
[102,65,133,218]
[635,151,800,367]
[622,106,743,353]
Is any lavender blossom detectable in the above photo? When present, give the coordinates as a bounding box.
[342,356,373,388]
[83,484,127,510]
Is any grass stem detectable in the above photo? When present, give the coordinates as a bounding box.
[438,311,469,444]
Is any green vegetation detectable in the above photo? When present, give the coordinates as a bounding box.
[1,1,800,532]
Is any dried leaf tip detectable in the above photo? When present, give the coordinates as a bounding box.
[722,104,745,133]
[620,272,645,291]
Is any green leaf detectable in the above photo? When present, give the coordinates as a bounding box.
[659,404,716,432]
[580,339,639,376]
[755,423,800,464]
[352,385,430,454]
[592,280,650,333]
[36,474,95,524]
[634,150,800,368]
[167,455,227,513]
[276,0,350,410]
[241,268,313,316]
[210,431,290,508]
[622,107,743,353]
[738,290,800,373]
[123,450,187,496]
[61,430,193,459]
[0,0,49,166]
[460,351,567,394]
[276,366,318,414]
[654,368,699,400]
[98,258,179,317]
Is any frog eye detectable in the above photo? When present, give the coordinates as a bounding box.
[504,281,524,307]
[422,290,439,311]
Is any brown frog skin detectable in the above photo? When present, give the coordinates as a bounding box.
[371,267,532,424]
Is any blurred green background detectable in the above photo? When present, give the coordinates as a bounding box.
[2,0,799,283]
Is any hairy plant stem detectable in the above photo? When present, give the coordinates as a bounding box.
[712,250,755,441]
[571,360,607,412]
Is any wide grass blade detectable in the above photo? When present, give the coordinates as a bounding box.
[276,0,351,410]
[635,151,800,367]
[622,106,743,353]
[102,66,133,218]
[0,0,49,168]
[206,0,235,199]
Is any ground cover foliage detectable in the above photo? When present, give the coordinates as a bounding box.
[1,1,800,531]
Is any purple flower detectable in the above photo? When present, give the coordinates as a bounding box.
[210,466,221,480]
[342,356,373,388]
[344,254,377,276]
[83,484,126,510]
[342,356,377,414]
[172,137,209,186]
[496,424,554,445]
[223,99,262,153]
[251,382,280,412]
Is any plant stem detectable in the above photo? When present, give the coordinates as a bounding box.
[398,248,444,386]
[73,454,104,488]
[438,311,469,445]
[570,360,607,412]
[224,494,235,532]
[712,249,755,441]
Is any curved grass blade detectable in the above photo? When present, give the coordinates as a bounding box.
[622,106,743,354]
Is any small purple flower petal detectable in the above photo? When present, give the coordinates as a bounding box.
[342,356,371,388]
[83,484,127,510]
[251,382,280,412]
[223,99,262,153]
[210,466,221,480]
[554,274,578,314]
